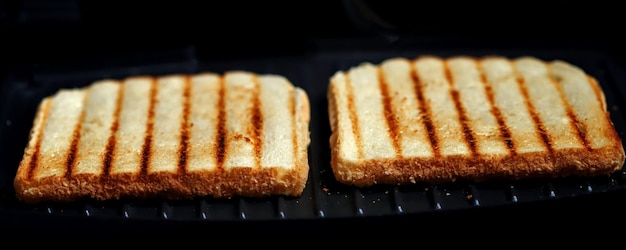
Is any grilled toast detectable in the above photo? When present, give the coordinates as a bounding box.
[327,56,625,187]
[14,71,311,204]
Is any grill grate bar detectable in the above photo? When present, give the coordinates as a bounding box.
[197,199,209,220]
[311,181,326,218]
[159,201,171,220]
[544,182,557,199]
[391,187,405,214]
[353,189,364,216]
[308,145,327,218]
[465,184,481,207]
[429,185,442,210]
[275,196,286,219]
[508,184,519,203]
[238,198,247,220]
[83,202,93,217]
[121,203,131,219]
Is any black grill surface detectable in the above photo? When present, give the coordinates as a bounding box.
[2,41,626,239]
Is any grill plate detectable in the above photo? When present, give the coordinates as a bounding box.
[2,41,626,238]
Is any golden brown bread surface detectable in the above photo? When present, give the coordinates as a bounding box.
[14,71,311,204]
[327,55,625,187]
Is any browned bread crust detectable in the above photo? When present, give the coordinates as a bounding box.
[14,72,311,204]
[327,56,625,187]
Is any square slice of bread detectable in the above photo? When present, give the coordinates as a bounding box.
[14,71,311,203]
[327,56,625,187]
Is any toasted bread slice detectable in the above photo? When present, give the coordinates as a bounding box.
[14,71,311,203]
[327,56,625,187]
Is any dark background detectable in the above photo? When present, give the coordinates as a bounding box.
[1,0,625,69]
[1,0,626,242]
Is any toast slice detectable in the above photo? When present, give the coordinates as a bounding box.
[14,71,311,204]
[327,55,625,187]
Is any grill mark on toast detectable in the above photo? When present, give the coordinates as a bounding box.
[377,66,401,156]
[290,87,297,169]
[65,97,86,178]
[248,75,263,167]
[216,76,227,169]
[547,67,590,150]
[141,78,157,176]
[410,61,439,157]
[477,60,516,155]
[444,60,477,156]
[512,68,553,153]
[27,99,52,180]
[250,75,263,168]
[345,73,364,160]
[178,76,191,174]
[103,84,124,176]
